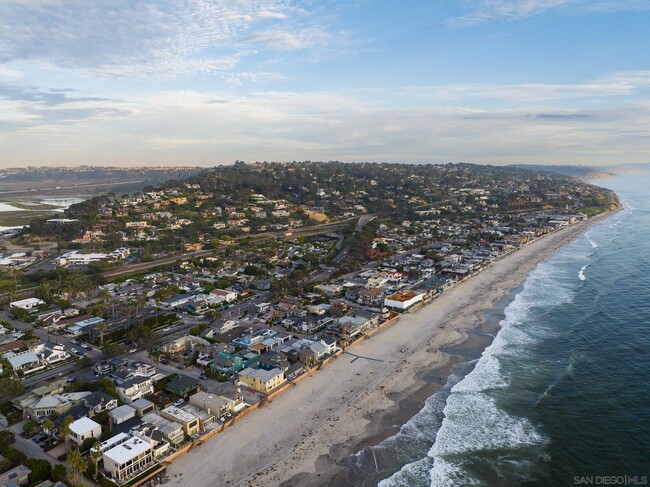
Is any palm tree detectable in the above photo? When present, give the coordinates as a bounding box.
[67,448,87,486]
[42,419,54,445]
[96,321,107,347]
[60,415,74,453]
[90,440,102,477]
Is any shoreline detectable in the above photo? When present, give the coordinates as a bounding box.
[165,208,618,487]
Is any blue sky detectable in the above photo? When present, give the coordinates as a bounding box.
[0,0,649,167]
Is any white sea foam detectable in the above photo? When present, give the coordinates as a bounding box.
[578,264,588,281]
[378,457,433,487]
[428,393,544,486]
[586,234,599,248]
[452,355,508,393]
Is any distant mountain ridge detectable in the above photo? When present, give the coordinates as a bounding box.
[510,164,616,179]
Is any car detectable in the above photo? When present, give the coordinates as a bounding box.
[129,349,137,353]
[200,374,207,380]
[162,327,171,332]
[81,344,91,349]
[70,348,78,354]
[70,340,78,345]
[173,399,184,407]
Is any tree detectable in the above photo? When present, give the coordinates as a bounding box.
[67,448,87,486]
[0,377,25,398]
[23,420,37,435]
[96,378,118,398]
[90,440,101,476]
[4,445,26,466]
[60,415,74,453]
[0,431,15,453]
[96,321,107,346]
[24,458,52,485]
[52,464,67,483]
[42,419,54,445]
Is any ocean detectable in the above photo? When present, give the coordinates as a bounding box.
[339,173,650,486]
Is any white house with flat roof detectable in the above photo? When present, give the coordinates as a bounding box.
[103,436,154,483]
[68,417,102,446]
[9,298,45,310]
[384,291,424,311]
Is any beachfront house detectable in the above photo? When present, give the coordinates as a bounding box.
[384,291,424,312]
[238,367,286,394]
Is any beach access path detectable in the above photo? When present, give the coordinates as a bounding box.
[166,210,616,487]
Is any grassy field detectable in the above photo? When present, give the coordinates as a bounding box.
[0,210,57,227]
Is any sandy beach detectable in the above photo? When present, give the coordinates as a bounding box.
[165,210,616,487]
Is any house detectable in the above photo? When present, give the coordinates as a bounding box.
[68,417,102,446]
[189,391,244,417]
[103,437,154,483]
[0,465,31,486]
[131,398,156,417]
[4,350,43,374]
[83,392,118,416]
[116,376,154,403]
[162,294,193,309]
[160,406,200,437]
[9,298,45,311]
[210,351,260,376]
[159,334,209,354]
[164,375,200,399]
[209,289,237,304]
[258,351,289,371]
[26,392,91,420]
[141,413,184,447]
[109,405,136,428]
[132,424,171,458]
[37,342,70,365]
[357,288,384,305]
[238,367,286,394]
[384,291,424,311]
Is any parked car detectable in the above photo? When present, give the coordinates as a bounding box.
[173,399,184,407]
[81,344,91,349]
[129,349,137,353]
[70,348,78,354]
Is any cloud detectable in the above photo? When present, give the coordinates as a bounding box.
[0,66,22,78]
[0,83,112,106]
[530,113,592,119]
[402,71,650,102]
[2,73,650,166]
[0,82,135,129]
[449,0,650,25]
[0,0,346,78]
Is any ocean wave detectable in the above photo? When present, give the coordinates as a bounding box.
[586,234,599,248]
[578,264,588,281]
[428,393,546,486]
[452,354,508,393]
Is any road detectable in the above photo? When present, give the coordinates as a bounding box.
[333,213,377,263]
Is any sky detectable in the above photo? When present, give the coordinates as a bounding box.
[0,0,649,167]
